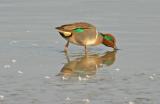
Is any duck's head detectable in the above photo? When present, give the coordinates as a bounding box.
[100,33,117,50]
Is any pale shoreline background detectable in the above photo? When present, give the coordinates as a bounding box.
[0,0,160,104]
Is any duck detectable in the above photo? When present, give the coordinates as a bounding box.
[55,22,117,52]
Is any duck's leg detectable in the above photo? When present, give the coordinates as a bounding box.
[64,40,69,52]
[84,45,87,54]
[64,51,70,62]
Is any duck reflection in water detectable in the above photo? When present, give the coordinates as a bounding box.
[58,50,117,80]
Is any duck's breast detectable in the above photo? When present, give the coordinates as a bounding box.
[69,28,98,46]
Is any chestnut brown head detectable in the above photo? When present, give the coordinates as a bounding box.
[100,33,117,50]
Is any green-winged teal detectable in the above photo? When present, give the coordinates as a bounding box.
[55,22,117,52]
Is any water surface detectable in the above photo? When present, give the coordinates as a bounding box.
[0,0,160,104]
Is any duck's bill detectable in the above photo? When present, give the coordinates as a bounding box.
[113,46,120,50]
[114,47,120,50]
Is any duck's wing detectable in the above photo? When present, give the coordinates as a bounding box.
[55,22,96,38]
[56,22,95,31]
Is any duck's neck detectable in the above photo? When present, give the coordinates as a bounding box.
[94,33,104,45]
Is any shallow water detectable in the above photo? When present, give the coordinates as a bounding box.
[0,0,160,104]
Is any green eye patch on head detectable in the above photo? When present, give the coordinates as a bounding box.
[104,35,113,41]
[73,28,84,33]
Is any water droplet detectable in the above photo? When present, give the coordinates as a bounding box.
[128,101,135,104]
[82,99,90,103]
[44,76,51,79]
[65,97,71,101]
[17,70,23,74]
[11,59,16,63]
[3,64,11,69]
[149,76,154,80]
[113,68,120,71]
[0,95,4,100]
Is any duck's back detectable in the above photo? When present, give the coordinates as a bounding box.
[56,22,102,46]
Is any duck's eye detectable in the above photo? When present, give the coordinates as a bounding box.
[73,28,84,33]
[104,35,113,41]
